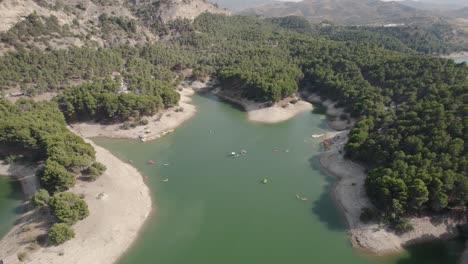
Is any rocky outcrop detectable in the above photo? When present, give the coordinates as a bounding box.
[155,0,230,23]
[0,0,230,51]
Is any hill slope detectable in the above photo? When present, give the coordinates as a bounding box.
[241,0,441,25]
[0,0,229,52]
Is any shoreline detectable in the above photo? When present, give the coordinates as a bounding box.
[439,51,468,59]
[71,79,215,140]
[212,87,313,123]
[0,78,213,263]
[319,113,467,257]
[0,139,152,264]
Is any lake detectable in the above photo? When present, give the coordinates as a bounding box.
[95,92,465,264]
[0,177,22,238]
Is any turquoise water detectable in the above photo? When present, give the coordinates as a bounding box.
[0,177,22,238]
[95,92,465,264]
[454,56,468,63]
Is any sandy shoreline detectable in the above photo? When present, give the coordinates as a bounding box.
[0,78,214,263]
[439,51,468,59]
[71,79,214,140]
[0,139,152,264]
[320,127,467,256]
[73,80,314,142]
[212,88,313,123]
[305,93,355,130]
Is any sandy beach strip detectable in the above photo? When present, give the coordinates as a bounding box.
[320,131,467,255]
[71,79,214,140]
[1,79,214,263]
[212,88,313,123]
[439,51,468,59]
[23,139,150,264]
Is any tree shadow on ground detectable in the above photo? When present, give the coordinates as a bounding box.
[308,155,347,232]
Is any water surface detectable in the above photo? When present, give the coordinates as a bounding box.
[95,93,465,264]
[454,56,468,63]
[0,177,22,238]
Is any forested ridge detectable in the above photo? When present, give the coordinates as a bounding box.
[0,13,466,233]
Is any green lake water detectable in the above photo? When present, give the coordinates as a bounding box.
[0,177,22,238]
[94,92,465,264]
[454,57,468,63]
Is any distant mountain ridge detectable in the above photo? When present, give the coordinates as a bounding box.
[241,0,443,25]
[210,0,273,10]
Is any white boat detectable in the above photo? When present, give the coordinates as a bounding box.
[162,179,169,182]
[311,134,324,138]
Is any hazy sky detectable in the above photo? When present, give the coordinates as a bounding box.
[211,0,467,10]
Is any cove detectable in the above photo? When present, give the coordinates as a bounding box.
[0,177,22,238]
[95,92,465,264]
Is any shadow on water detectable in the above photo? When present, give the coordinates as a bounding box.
[395,238,466,264]
[308,155,346,232]
[312,103,327,115]
[196,90,246,113]
[318,118,331,130]
[4,178,24,215]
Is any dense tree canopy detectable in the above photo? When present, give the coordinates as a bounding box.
[49,192,89,225]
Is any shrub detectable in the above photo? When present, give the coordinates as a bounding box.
[5,154,17,164]
[359,207,379,223]
[121,122,131,130]
[340,113,348,121]
[49,192,89,225]
[83,162,107,181]
[392,218,414,234]
[49,223,75,244]
[139,119,149,126]
[38,159,76,194]
[17,252,27,261]
[33,189,50,208]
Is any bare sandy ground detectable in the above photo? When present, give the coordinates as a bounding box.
[71,80,213,139]
[306,93,355,130]
[212,88,313,123]
[0,138,151,264]
[439,52,468,59]
[320,131,467,255]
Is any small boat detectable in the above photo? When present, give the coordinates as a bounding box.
[312,134,324,138]
[163,163,170,166]
[261,178,268,184]
[147,160,156,165]
[162,179,169,182]
[300,197,308,201]
[296,194,300,199]
[229,152,237,156]
[240,150,247,155]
